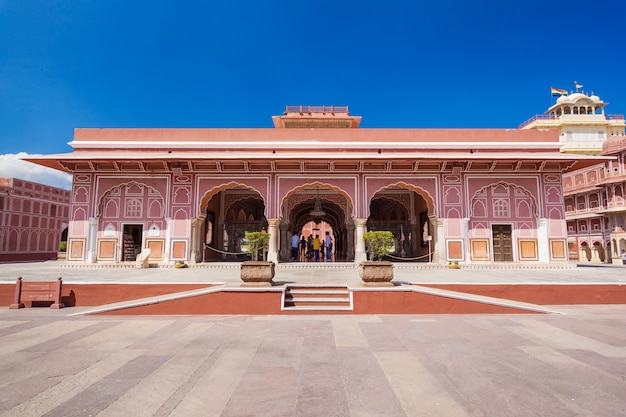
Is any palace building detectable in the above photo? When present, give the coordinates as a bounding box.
[0,178,70,262]
[25,104,611,265]
[520,91,626,263]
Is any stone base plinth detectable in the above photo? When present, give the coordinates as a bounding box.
[359,261,394,287]
[240,261,275,286]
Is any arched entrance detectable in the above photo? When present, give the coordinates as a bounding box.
[201,186,267,262]
[367,185,433,262]
[281,184,354,262]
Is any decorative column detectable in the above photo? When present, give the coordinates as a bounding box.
[86,217,98,263]
[433,218,445,263]
[354,218,367,262]
[537,218,549,263]
[267,218,279,263]
[410,218,418,258]
[579,245,588,262]
[163,217,171,263]
[346,222,355,261]
[463,218,471,264]
[190,217,204,264]
[591,244,602,263]
[279,220,289,262]
[217,218,225,260]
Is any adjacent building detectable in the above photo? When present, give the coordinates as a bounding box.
[26,104,609,265]
[520,90,626,263]
[0,178,70,262]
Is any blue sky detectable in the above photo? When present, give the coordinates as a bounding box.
[1,0,626,187]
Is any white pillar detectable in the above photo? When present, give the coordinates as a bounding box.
[86,217,98,263]
[591,245,602,263]
[190,217,203,264]
[354,218,367,262]
[433,218,445,263]
[463,218,471,264]
[579,246,588,262]
[163,217,171,263]
[537,218,549,263]
[267,218,279,263]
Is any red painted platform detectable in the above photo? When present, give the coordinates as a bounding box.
[3,281,625,315]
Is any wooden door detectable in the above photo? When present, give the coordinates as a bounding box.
[492,224,513,262]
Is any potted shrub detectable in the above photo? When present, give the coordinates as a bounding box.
[240,231,275,286]
[360,230,394,286]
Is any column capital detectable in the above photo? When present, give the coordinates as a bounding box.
[267,218,280,227]
[354,218,368,227]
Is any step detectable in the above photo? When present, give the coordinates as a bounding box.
[282,305,354,311]
[283,285,352,311]
[288,289,349,295]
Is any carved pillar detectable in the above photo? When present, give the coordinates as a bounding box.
[346,222,355,261]
[163,217,172,263]
[433,217,445,263]
[463,218,471,264]
[279,220,289,262]
[354,218,367,262]
[217,218,225,260]
[86,217,98,263]
[537,218,549,263]
[190,217,204,264]
[591,245,602,263]
[267,218,279,263]
[579,246,589,262]
[410,218,419,259]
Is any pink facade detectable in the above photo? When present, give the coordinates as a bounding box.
[564,135,626,263]
[26,107,606,264]
[0,178,70,262]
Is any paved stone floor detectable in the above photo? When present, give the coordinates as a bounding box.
[1,304,625,416]
[2,260,626,284]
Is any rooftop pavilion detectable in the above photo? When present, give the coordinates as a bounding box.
[272,105,362,129]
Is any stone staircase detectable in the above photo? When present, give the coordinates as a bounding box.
[282,284,352,312]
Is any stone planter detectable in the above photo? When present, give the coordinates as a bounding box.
[240,261,275,287]
[359,261,394,287]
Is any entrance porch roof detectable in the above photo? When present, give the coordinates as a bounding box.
[24,150,611,175]
[23,126,612,174]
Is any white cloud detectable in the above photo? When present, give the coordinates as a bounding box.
[0,153,72,190]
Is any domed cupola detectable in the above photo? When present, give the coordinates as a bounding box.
[520,84,625,155]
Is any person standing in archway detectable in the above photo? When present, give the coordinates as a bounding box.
[300,235,307,261]
[325,231,332,262]
[313,234,321,262]
[291,232,300,261]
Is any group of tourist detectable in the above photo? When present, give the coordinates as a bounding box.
[291,231,332,262]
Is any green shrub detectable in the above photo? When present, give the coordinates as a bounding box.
[363,231,394,261]
[243,231,270,261]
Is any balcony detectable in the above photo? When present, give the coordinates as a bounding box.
[519,113,624,129]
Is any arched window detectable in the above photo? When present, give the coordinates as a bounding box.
[125,198,142,217]
[493,198,510,218]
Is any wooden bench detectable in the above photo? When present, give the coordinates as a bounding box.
[10,277,65,309]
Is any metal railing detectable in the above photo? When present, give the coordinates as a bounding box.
[518,113,624,129]
[285,105,349,115]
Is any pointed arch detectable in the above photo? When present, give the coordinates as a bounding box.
[280,181,354,219]
[469,181,538,218]
[368,181,435,218]
[198,181,267,219]
[97,181,165,217]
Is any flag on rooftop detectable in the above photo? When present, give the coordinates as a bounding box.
[551,87,568,96]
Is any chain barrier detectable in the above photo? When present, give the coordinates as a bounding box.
[204,244,249,256]
[204,244,435,261]
[384,251,435,261]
